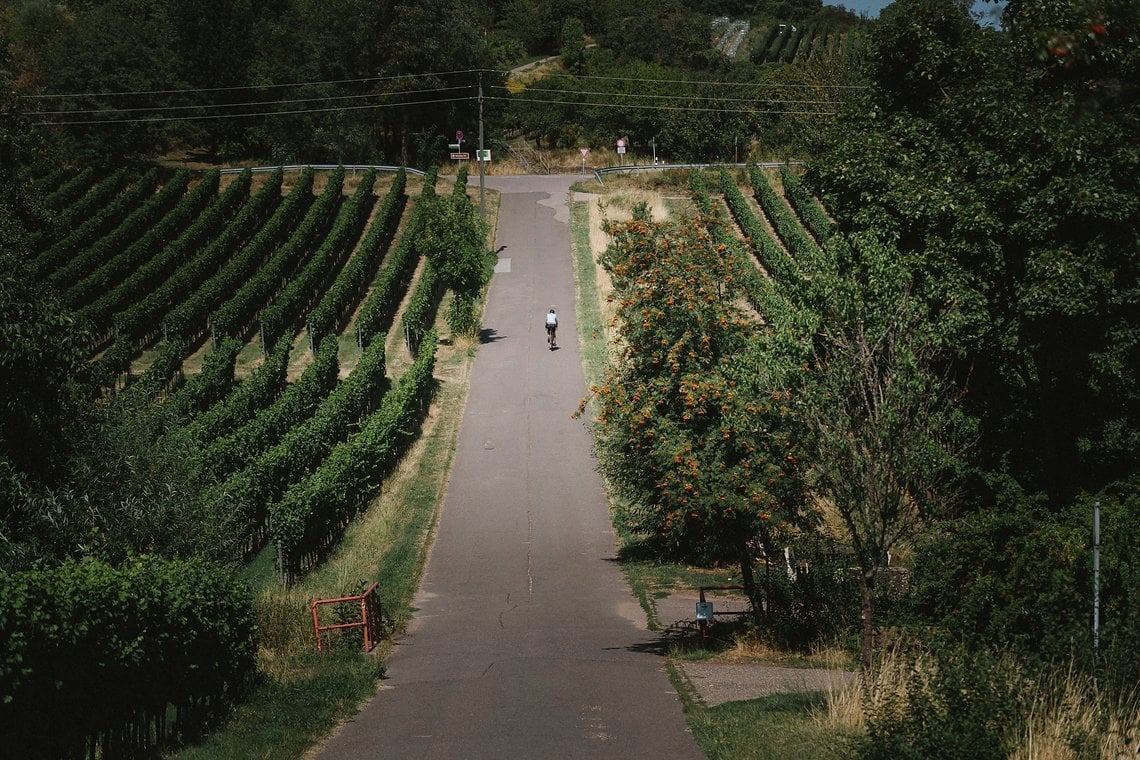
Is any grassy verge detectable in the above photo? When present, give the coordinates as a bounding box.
[170,652,382,760]
[570,200,608,391]
[689,691,859,760]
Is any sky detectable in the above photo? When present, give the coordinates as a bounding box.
[825,0,1006,26]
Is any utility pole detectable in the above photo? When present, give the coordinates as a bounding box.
[1093,500,1101,652]
[478,72,485,219]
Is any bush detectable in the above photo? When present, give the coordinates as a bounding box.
[0,556,257,758]
[762,545,861,651]
[908,479,1140,681]
[852,641,1140,760]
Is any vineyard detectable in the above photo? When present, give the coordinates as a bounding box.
[2,163,478,758]
[700,17,866,66]
[42,164,462,573]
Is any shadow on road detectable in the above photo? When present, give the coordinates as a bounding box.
[479,328,507,344]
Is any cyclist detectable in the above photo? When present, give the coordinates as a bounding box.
[545,308,558,349]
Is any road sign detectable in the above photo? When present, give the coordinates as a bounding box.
[616,138,626,155]
[456,130,464,142]
[448,143,461,151]
[579,147,590,158]
[477,149,491,162]
[450,152,470,160]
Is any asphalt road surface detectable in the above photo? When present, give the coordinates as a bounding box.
[317,175,704,759]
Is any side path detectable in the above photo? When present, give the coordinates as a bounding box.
[318,176,704,759]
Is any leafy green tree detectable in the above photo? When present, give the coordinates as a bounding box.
[167,0,257,151]
[499,0,558,54]
[560,16,587,74]
[383,0,490,165]
[8,0,183,161]
[869,0,983,113]
[599,0,711,68]
[419,191,491,336]
[0,49,78,481]
[765,234,969,677]
[805,0,1139,696]
[0,256,94,481]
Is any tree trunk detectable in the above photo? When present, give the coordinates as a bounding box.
[859,568,876,692]
[739,542,763,625]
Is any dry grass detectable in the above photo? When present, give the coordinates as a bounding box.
[724,638,855,670]
[1011,667,1139,759]
[816,645,1140,759]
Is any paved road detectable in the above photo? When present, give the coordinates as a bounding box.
[318,175,703,759]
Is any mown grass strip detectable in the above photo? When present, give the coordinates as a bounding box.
[688,691,857,760]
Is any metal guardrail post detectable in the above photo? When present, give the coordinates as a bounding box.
[592,161,803,186]
[211,164,426,177]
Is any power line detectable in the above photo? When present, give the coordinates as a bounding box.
[36,89,837,126]
[22,66,865,105]
[33,95,476,126]
[28,85,474,116]
[497,84,841,106]
[486,95,835,117]
[23,69,486,100]
[27,67,850,126]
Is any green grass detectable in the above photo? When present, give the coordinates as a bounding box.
[622,560,742,631]
[688,691,858,760]
[171,652,383,760]
[570,200,609,392]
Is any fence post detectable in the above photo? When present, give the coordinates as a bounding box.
[277,540,286,588]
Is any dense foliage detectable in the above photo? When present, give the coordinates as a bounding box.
[806,0,1140,675]
[0,556,257,759]
[2,0,863,164]
[585,203,806,583]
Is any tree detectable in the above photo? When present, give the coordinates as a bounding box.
[805,0,1138,680]
[8,0,183,161]
[599,0,710,68]
[583,206,807,610]
[560,17,587,74]
[418,188,491,336]
[777,236,968,677]
[0,45,79,481]
[807,0,1140,511]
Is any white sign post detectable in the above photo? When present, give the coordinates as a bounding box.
[579,146,590,173]
[616,138,626,166]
